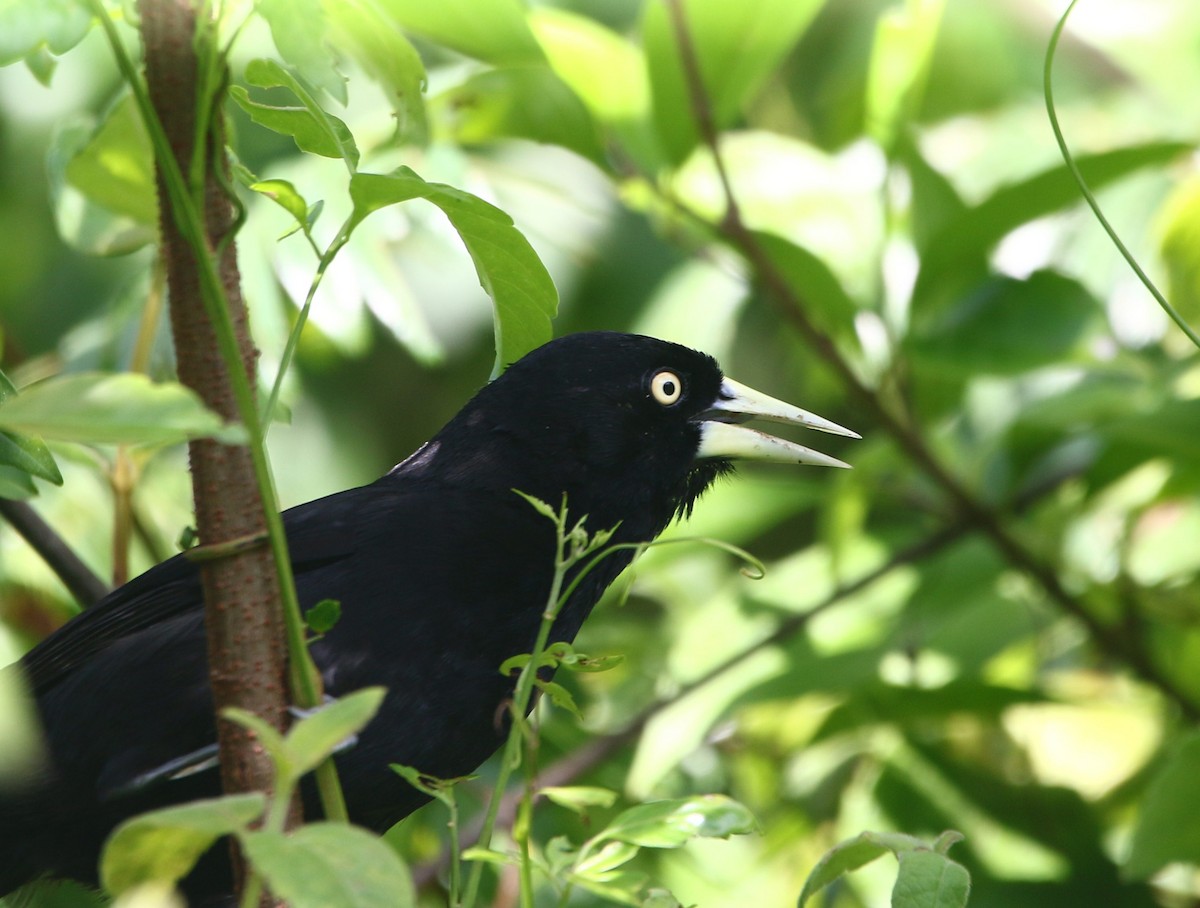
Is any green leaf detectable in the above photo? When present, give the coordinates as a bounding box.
[909,270,1100,376]
[0,373,245,447]
[285,687,386,777]
[914,141,1193,315]
[0,0,93,66]
[0,365,62,487]
[324,0,428,144]
[597,795,758,849]
[349,168,557,376]
[1126,731,1200,879]
[529,8,659,170]
[892,849,971,908]
[432,66,605,165]
[241,823,415,908]
[232,59,359,169]
[304,598,342,635]
[865,0,947,151]
[251,178,312,231]
[535,679,583,720]
[100,794,266,894]
[798,830,965,907]
[542,785,619,814]
[642,0,827,165]
[572,839,640,883]
[222,707,290,777]
[372,0,544,66]
[257,0,347,104]
[391,763,473,805]
[1156,174,1200,327]
[798,834,893,906]
[756,231,859,346]
[64,94,157,225]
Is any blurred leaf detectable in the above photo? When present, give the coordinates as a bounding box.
[257,0,347,104]
[914,141,1193,316]
[1156,174,1200,326]
[433,66,604,164]
[529,8,660,169]
[101,794,266,894]
[1126,731,1200,880]
[241,823,415,908]
[866,0,946,151]
[596,794,757,848]
[536,679,583,720]
[798,833,893,906]
[250,178,311,231]
[0,373,245,446]
[0,464,38,498]
[349,167,557,376]
[757,231,859,346]
[64,94,156,226]
[0,0,93,66]
[232,59,359,169]
[542,785,619,813]
[304,597,342,634]
[324,0,428,144]
[285,686,385,777]
[642,0,827,165]
[0,365,61,487]
[373,0,544,66]
[909,270,1100,376]
[893,848,971,908]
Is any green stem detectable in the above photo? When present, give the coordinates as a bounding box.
[1044,0,1200,351]
[461,504,574,908]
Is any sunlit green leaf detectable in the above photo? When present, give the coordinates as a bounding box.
[285,686,385,777]
[1156,174,1200,326]
[893,848,971,908]
[914,141,1193,316]
[241,824,415,908]
[529,8,660,170]
[0,373,245,446]
[642,0,827,165]
[258,0,347,104]
[866,0,947,150]
[432,66,604,165]
[909,270,1100,376]
[232,59,359,170]
[101,794,266,894]
[372,0,543,66]
[0,0,93,66]
[542,785,619,813]
[324,0,428,144]
[349,168,557,376]
[597,795,757,848]
[64,94,156,226]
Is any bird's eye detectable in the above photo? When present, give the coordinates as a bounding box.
[650,370,683,406]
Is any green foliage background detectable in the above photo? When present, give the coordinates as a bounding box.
[2,0,1200,905]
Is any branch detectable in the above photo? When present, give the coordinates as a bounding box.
[0,499,110,606]
[135,0,300,894]
[662,0,1200,722]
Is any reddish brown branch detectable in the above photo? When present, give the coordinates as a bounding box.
[138,0,298,894]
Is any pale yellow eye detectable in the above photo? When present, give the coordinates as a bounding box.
[650,370,683,405]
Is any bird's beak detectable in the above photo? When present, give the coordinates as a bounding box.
[695,377,859,469]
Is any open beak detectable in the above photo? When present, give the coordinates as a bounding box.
[695,377,859,469]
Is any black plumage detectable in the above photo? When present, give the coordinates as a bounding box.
[0,332,855,901]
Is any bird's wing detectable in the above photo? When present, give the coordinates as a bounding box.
[18,485,371,695]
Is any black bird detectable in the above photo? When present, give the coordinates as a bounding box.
[0,331,856,901]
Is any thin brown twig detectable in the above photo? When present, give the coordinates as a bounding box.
[661,0,1199,722]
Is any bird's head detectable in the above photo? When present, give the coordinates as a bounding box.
[395,332,858,540]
